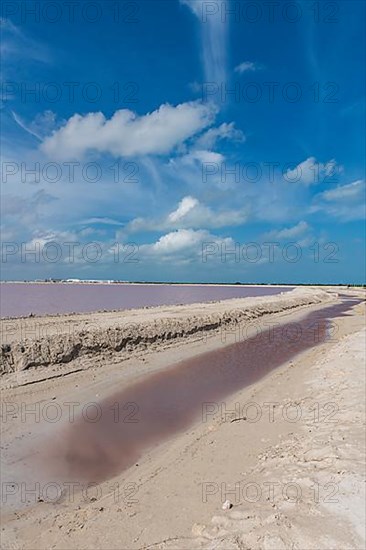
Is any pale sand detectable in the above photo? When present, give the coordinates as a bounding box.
[0,287,365,549]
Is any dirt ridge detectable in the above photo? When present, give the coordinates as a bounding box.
[1,288,334,375]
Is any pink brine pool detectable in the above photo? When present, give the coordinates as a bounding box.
[0,282,293,318]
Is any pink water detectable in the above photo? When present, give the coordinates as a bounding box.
[0,282,292,318]
[41,298,357,486]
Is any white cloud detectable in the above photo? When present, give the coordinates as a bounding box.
[11,111,42,141]
[41,101,216,160]
[141,228,234,261]
[164,148,230,192]
[285,157,341,185]
[78,217,125,227]
[0,18,50,65]
[181,0,228,84]
[1,190,56,223]
[30,110,60,138]
[25,230,76,250]
[319,180,365,202]
[194,122,245,149]
[311,180,366,220]
[151,228,205,254]
[168,196,199,222]
[167,196,248,228]
[180,0,203,17]
[266,221,310,240]
[234,61,259,74]
[124,195,249,234]
[177,149,225,166]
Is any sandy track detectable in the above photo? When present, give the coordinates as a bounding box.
[171,325,366,550]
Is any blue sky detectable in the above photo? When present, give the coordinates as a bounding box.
[1,0,365,283]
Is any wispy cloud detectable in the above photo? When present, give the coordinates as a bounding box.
[234,61,261,74]
[265,221,310,240]
[194,122,245,149]
[181,0,228,84]
[319,180,365,202]
[10,110,61,144]
[311,180,366,221]
[11,111,42,141]
[78,217,125,227]
[0,17,51,65]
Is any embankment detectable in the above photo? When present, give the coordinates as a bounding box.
[1,287,335,378]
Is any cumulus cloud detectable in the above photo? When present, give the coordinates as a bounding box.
[40,101,216,160]
[285,157,341,185]
[140,228,234,261]
[123,195,249,234]
[151,229,206,254]
[168,196,199,222]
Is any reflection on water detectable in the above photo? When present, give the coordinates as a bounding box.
[40,299,358,485]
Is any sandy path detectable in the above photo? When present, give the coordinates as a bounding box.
[0,289,365,549]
